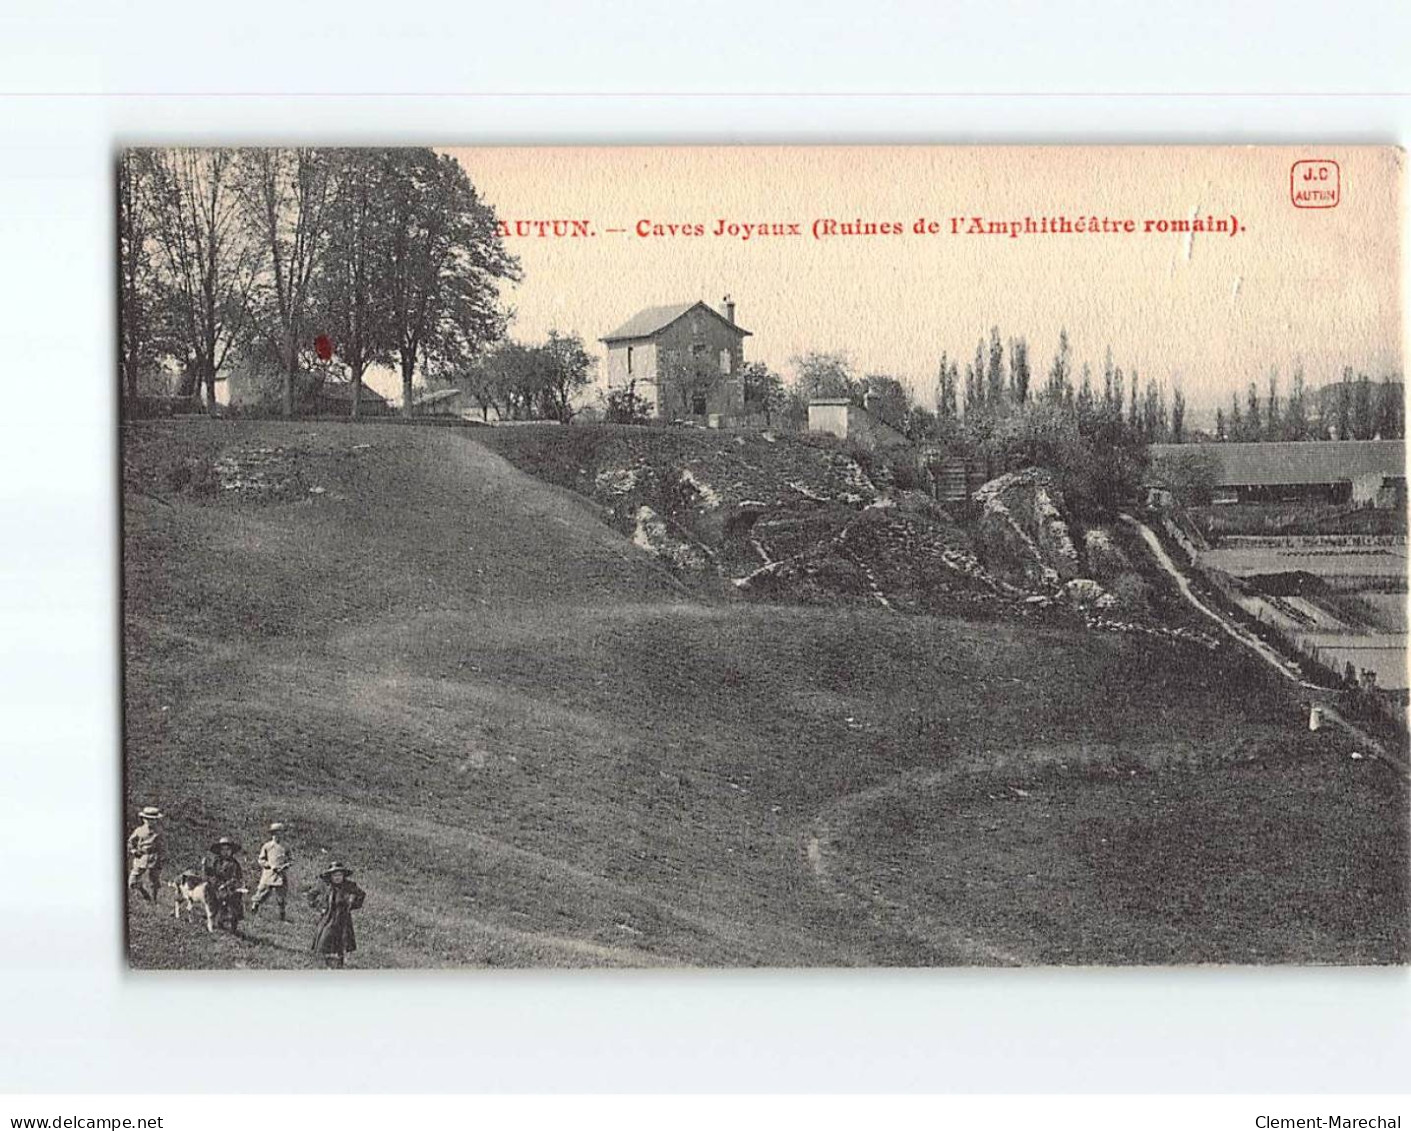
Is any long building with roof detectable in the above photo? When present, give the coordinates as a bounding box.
[1148,439,1406,507]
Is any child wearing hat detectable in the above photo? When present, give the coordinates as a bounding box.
[201,836,246,933]
[125,806,165,903]
[250,822,294,921]
[308,862,366,969]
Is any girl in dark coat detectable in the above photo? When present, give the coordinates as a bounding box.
[308,862,366,968]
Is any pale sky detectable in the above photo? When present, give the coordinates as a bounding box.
[443,146,1403,417]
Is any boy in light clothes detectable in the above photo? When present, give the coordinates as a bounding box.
[126,806,165,902]
[250,822,294,920]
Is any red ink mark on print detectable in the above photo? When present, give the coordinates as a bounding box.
[1291,160,1340,209]
[315,335,334,361]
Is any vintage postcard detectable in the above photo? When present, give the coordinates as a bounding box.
[118,146,1406,969]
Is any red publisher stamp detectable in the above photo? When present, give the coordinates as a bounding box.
[1291,159,1340,208]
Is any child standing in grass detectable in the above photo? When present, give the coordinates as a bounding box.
[308,862,366,968]
[202,836,245,933]
[125,806,165,903]
[250,822,293,920]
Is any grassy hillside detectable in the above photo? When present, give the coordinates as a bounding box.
[123,420,1407,967]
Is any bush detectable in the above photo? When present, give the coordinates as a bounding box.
[1106,571,1152,611]
[1149,445,1220,506]
[603,381,652,425]
[981,401,1146,518]
[889,460,923,492]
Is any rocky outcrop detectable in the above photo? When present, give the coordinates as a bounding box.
[971,467,1081,588]
[1082,526,1131,579]
[632,505,709,571]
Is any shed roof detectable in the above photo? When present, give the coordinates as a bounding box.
[413,387,463,406]
[601,300,750,344]
[1149,439,1405,487]
[317,381,389,404]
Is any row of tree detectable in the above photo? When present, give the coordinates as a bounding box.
[737,328,1401,450]
[118,147,520,417]
[937,328,1186,445]
[454,331,596,423]
[1214,369,1403,442]
[732,342,1149,513]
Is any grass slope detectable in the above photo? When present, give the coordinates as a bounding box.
[123,420,1408,968]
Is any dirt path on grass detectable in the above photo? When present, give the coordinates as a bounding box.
[1122,513,1408,777]
[804,759,1031,966]
[1120,514,1310,683]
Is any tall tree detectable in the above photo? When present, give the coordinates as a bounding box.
[742,360,786,426]
[1245,381,1262,440]
[963,359,980,418]
[239,147,335,416]
[1046,329,1071,403]
[1351,371,1375,439]
[117,151,157,404]
[1142,377,1162,442]
[936,352,958,420]
[1333,373,1353,439]
[1101,347,1116,421]
[145,148,258,406]
[1285,366,1308,440]
[1265,368,1281,440]
[1171,382,1187,442]
[863,374,912,430]
[1007,336,1031,405]
[381,150,519,417]
[538,330,595,423]
[1075,363,1096,435]
[792,351,858,401]
[314,148,393,418]
[1374,375,1404,439]
[985,326,1005,409]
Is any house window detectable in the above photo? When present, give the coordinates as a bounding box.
[626,346,633,375]
[690,342,706,359]
[692,391,708,415]
[719,349,731,374]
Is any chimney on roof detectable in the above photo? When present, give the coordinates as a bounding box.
[723,294,735,325]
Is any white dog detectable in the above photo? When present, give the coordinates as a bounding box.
[169,871,217,933]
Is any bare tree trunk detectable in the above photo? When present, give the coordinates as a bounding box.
[283,330,296,417]
[124,343,140,404]
[352,369,362,420]
[401,356,415,418]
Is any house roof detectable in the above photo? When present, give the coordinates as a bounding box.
[317,381,389,404]
[601,300,751,344]
[1149,439,1405,487]
[413,388,463,406]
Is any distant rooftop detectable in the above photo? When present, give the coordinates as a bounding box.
[601,300,750,343]
[1149,439,1406,487]
[413,388,463,406]
[317,381,389,404]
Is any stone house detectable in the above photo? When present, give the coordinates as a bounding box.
[601,297,750,423]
